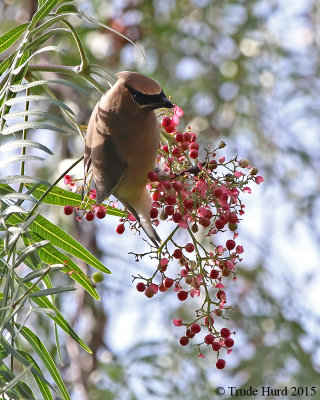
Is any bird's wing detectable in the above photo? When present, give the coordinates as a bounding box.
[91,134,128,204]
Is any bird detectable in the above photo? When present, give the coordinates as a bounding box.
[84,71,174,246]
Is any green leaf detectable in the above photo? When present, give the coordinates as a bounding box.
[13,240,49,269]
[21,265,62,282]
[12,46,61,75]
[18,325,71,400]
[25,27,69,52]
[1,121,68,136]
[2,205,27,215]
[22,281,91,353]
[0,336,52,385]
[0,183,15,196]
[29,286,76,297]
[0,139,53,155]
[19,351,54,400]
[5,95,75,115]
[0,359,35,399]
[30,214,111,273]
[29,0,62,30]
[9,78,89,96]
[0,175,50,186]
[0,53,15,76]
[56,4,78,13]
[27,231,100,300]
[0,23,29,54]
[0,155,44,167]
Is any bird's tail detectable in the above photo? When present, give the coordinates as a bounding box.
[122,189,161,247]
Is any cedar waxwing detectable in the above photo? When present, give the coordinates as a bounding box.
[84,71,174,246]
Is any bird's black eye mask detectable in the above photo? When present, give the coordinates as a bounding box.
[125,84,173,109]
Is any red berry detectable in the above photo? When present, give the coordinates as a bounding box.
[89,189,96,199]
[226,239,236,250]
[174,132,184,142]
[173,249,183,259]
[216,290,226,301]
[199,217,210,228]
[172,147,181,157]
[172,212,182,223]
[179,336,189,346]
[177,291,188,301]
[210,159,218,169]
[210,269,219,279]
[162,145,169,153]
[63,205,74,215]
[85,211,94,221]
[220,328,231,338]
[116,224,125,234]
[189,149,198,159]
[165,205,174,216]
[96,207,106,219]
[166,194,177,205]
[150,207,158,219]
[183,199,194,210]
[215,219,225,230]
[152,191,160,201]
[228,212,238,223]
[172,181,183,191]
[136,282,146,292]
[185,243,194,253]
[213,187,222,198]
[165,124,176,133]
[159,282,168,292]
[216,359,226,369]
[189,142,199,150]
[63,175,72,185]
[189,132,197,142]
[161,117,172,127]
[190,323,201,334]
[212,342,221,351]
[147,171,159,182]
[204,316,214,326]
[145,286,156,298]
[204,334,215,345]
[183,132,191,142]
[186,328,195,338]
[224,337,234,348]
[163,278,174,288]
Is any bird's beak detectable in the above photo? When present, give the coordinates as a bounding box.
[159,96,174,109]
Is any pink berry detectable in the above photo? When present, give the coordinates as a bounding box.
[228,212,238,223]
[96,207,106,219]
[204,334,215,345]
[159,283,168,292]
[179,336,189,346]
[213,187,222,198]
[89,189,96,199]
[165,124,175,133]
[180,142,189,151]
[199,217,210,228]
[185,243,194,253]
[212,342,221,351]
[150,207,158,219]
[172,147,181,157]
[183,132,191,142]
[162,145,169,153]
[163,278,174,288]
[173,249,183,259]
[189,142,199,150]
[216,290,226,301]
[116,224,125,234]
[224,337,234,348]
[189,149,198,159]
[172,212,182,223]
[63,175,72,185]
[149,283,158,294]
[189,132,197,142]
[177,291,188,301]
[136,282,146,292]
[161,117,172,127]
[204,316,214,326]
[226,240,236,250]
[165,205,174,216]
[85,211,94,221]
[186,328,195,338]
[63,205,74,215]
[174,132,184,142]
[220,328,230,338]
[210,269,219,279]
[183,199,194,210]
[172,181,183,191]
[216,359,226,369]
[147,171,159,182]
[190,323,201,334]
[166,194,177,205]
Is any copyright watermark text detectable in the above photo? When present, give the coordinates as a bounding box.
[215,386,318,397]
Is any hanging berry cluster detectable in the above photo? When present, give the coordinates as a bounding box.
[62,104,263,369]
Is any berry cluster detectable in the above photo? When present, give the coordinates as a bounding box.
[61,104,263,368]
[128,105,263,367]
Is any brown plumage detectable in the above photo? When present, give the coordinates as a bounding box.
[84,71,173,246]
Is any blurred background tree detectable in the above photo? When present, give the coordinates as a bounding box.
[1,0,320,399]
